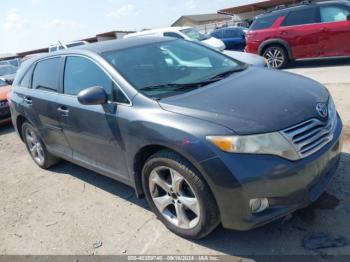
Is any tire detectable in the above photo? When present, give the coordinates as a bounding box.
[263,46,288,69]
[22,122,60,169]
[142,150,220,239]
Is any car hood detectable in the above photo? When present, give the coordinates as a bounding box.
[202,37,226,51]
[223,50,267,67]
[0,73,16,82]
[159,67,329,135]
[0,85,11,101]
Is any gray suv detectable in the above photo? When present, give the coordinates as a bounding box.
[9,37,343,239]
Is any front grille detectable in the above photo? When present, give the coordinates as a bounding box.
[281,116,337,159]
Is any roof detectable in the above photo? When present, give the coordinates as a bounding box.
[124,27,190,38]
[219,0,303,14]
[172,13,231,26]
[31,37,174,60]
[218,0,344,15]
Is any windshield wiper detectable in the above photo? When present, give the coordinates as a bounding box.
[208,67,246,81]
[140,81,216,92]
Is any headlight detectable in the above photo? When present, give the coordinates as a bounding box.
[328,96,336,121]
[206,132,299,161]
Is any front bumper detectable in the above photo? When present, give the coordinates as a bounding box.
[200,115,343,230]
[0,100,11,125]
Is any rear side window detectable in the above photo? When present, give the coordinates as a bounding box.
[282,8,318,26]
[320,6,350,22]
[32,58,60,92]
[64,56,128,103]
[19,66,33,88]
[250,15,279,30]
[223,29,242,38]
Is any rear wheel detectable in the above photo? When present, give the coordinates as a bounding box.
[263,46,288,69]
[142,150,220,239]
[22,122,60,169]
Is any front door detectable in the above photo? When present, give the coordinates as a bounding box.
[56,55,130,181]
[318,4,350,57]
[279,6,321,59]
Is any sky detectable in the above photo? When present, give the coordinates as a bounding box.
[0,0,258,54]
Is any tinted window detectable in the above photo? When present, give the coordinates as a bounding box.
[223,29,242,38]
[32,58,60,92]
[250,15,279,30]
[103,39,244,99]
[282,8,318,26]
[164,32,184,39]
[320,6,350,22]
[0,79,6,87]
[64,56,128,103]
[19,67,33,88]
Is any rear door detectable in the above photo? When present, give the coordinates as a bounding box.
[18,57,71,156]
[280,7,321,59]
[318,4,350,57]
[56,55,130,181]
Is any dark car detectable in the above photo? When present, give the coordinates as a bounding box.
[245,0,350,68]
[9,37,343,239]
[0,79,11,125]
[0,64,17,84]
[211,27,246,51]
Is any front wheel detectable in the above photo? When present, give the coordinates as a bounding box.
[142,150,220,239]
[263,46,288,69]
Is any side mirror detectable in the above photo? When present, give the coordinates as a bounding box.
[347,14,350,21]
[77,86,107,105]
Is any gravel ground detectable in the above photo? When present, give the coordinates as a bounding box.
[1,60,350,258]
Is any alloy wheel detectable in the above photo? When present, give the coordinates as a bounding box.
[264,48,285,68]
[149,166,200,229]
[25,128,45,166]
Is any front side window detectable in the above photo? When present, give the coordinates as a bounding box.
[282,8,318,26]
[32,58,60,92]
[250,15,279,30]
[103,39,245,99]
[180,28,210,41]
[64,56,128,103]
[320,6,350,22]
[0,65,17,76]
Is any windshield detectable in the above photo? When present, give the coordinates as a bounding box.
[103,39,246,99]
[0,79,6,86]
[0,65,17,76]
[180,28,210,41]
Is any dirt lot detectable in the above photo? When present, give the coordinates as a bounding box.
[1,59,350,258]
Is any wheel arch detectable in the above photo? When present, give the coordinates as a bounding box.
[16,115,28,141]
[132,144,219,207]
[258,39,293,60]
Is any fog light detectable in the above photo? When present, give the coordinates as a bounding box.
[249,198,269,213]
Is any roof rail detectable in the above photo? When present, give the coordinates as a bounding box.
[262,0,313,14]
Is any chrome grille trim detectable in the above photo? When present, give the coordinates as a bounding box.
[281,116,337,159]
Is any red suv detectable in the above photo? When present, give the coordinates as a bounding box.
[245,0,350,68]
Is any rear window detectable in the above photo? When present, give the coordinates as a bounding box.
[250,15,279,30]
[282,8,318,26]
[32,58,60,92]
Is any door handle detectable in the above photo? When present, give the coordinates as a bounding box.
[57,106,69,117]
[280,31,287,35]
[322,27,329,32]
[24,96,32,105]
